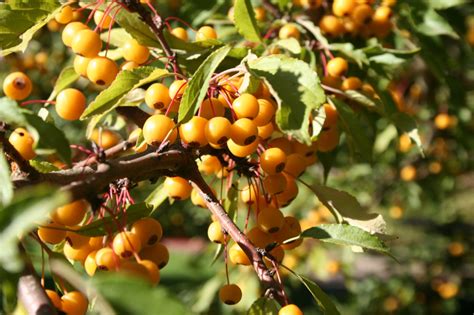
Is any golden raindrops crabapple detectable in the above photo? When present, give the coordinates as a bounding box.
[89,129,121,149]
[326,57,349,78]
[257,206,285,233]
[95,247,120,271]
[51,199,89,226]
[279,23,301,40]
[219,284,242,305]
[8,128,36,160]
[142,114,178,145]
[45,290,62,310]
[229,243,251,265]
[139,242,169,269]
[139,259,161,285]
[94,10,114,29]
[332,0,357,17]
[145,83,171,110]
[112,231,142,258]
[164,176,192,200]
[38,222,66,244]
[279,304,304,315]
[62,22,88,47]
[55,88,87,121]
[319,15,345,37]
[61,291,89,315]
[171,27,189,41]
[72,29,103,58]
[232,93,259,119]
[205,117,232,145]
[73,55,91,77]
[196,26,218,41]
[208,221,225,244]
[131,217,163,247]
[55,6,73,24]
[260,147,287,175]
[179,116,209,147]
[122,38,150,64]
[230,118,258,146]
[87,56,119,86]
[3,72,32,100]
[199,98,225,119]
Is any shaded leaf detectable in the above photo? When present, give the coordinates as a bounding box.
[0,98,27,127]
[29,160,60,173]
[331,98,373,163]
[0,150,13,206]
[23,113,72,165]
[0,185,69,272]
[310,183,386,234]
[178,45,232,122]
[247,297,279,315]
[91,274,188,315]
[248,55,325,144]
[77,203,153,236]
[417,9,459,39]
[48,67,80,101]
[0,1,61,56]
[282,267,340,315]
[391,112,424,157]
[301,224,390,254]
[234,0,262,43]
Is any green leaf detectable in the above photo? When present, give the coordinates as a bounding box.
[282,267,340,315]
[100,28,132,48]
[113,8,160,47]
[343,90,379,112]
[248,55,326,144]
[296,18,329,48]
[247,297,279,315]
[145,181,168,212]
[417,9,459,39]
[178,45,232,123]
[81,67,169,119]
[48,66,80,101]
[0,1,61,56]
[76,203,153,236]
[309,183,386,234]
[426,0,468,9]
[234,0,262,43]
[0,150,13,206]
[0,185,69,272]
[23,113,71,165]
[273,38,301,54]
[91,274,188,315]
[0,98,27,127]
[328,43,368,68]
[301,224,390,254]
[330,98,373,163]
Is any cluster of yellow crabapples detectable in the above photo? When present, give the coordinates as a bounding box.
[0,3,390,314]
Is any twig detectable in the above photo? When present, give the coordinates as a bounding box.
[123,0,183,75]
[186,161,286,305]
[262,0,282,19]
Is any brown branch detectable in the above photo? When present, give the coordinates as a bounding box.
[0,122,39,179]
[186,162,286,305]
[124,0,183,75]
[17,242,57,315]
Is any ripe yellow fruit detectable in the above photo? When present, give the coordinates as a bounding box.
[219,284,242,305]
[51,199,89,226]
[55,6,73,24]
[71,29,102,58]
[8,128,36,160]
[142,114,178,145]
[94,10,114,29]
[122,39,150,64]
[171,27,188,41]
[55,88,87,121]
[196,26,217,41]
[89,129,121,149]
[400,165,416,181]
[3,72,32,100]
[279,304,304,315]
[326,57,349,77]
[62,22,88,47]
[112,231,142,258]
[87,56,119,86]
[279,23,300,39]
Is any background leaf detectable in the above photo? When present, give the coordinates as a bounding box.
[91,274,188,315]
[0,185,69,272]
[234,0,262,43]
[301,224,390,255]
[48,66,80,101]
[247,297,279,315]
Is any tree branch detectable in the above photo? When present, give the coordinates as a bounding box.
[124,0,183,75]
[187,165,286,304]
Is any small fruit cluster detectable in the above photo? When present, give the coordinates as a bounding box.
[294,0,397,39]
[38,200,168,288]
